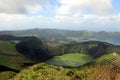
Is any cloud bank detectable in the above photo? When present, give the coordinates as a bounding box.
[0,0,120,31]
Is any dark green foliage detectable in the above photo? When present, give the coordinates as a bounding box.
[106,46,120,54]
[87,41,109,58]
[64,41,120,58]
[16,36,120,62]
[15,36,68,62]
[48,44,67,56]
[16,37,51,62]
[0,35,18,41]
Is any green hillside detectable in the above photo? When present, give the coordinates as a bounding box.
[11,52,120,80]
[0,38,120,80]
[11,62,120,80]
[96,52,120,66]
[0,71,16,80]
[0,39,119,70]
[0,41,21,55]
[0,40,32,70]
[65,41,108,58]
[47,53,93,67]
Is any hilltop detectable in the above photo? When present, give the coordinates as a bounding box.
[11,61,120,80]
[0,28,120,45]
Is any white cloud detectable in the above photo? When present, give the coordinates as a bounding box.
[26,4,42,14]
[0,0,42,14]
[56,0,113,17]
[0,14,57,30]
[0,0,120,31]
[55,5,71,16]
[0,13,120,31]
[53,0,119,31]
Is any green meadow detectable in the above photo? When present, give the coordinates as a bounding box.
[47,53,94,67]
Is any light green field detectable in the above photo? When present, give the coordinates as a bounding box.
[0,41,22,55]
[47,53,94,67]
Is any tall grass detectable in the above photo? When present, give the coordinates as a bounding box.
[11,63,120,80]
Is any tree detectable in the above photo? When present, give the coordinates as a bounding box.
[16,37,51,62]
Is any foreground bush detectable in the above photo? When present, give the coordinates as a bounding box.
[10,63,120,80]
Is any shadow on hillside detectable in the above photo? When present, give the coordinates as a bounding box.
[0,65,19,73]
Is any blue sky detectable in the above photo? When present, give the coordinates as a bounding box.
[113,0,120,13]
[0,0,120,31]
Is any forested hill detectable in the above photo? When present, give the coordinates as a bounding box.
[0,28,120,45]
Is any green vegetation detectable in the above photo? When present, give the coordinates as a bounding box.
[15,37,52,62]
[0,35,120,80]
[0,41,21,55]
[11,63,120,80]
[47,53,93,67]
[0,55,11,64]
[95,53,116,63]
[0,71,16,80]
[0,40,33,71]
[95,52,120,66]
[65,41,114,58]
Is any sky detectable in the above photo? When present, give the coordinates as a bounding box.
[0,0,120,31]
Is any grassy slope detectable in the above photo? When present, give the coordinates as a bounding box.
[95,53,115,63]
[0,71,16,80]
[0,55,11,64]
[95,52,120,66]
[47,53,93,67]
[0,40,32,70]
[11,63,120,80]
[0,41,21,55]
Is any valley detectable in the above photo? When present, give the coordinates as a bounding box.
[0,35,120,80]
[47,53,93,67]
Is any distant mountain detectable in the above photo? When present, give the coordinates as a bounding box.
[0,28,120,45]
